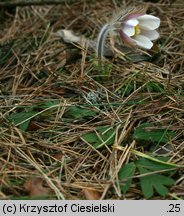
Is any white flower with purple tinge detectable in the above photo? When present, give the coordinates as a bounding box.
[119,14,160,49]
[96,8,161,61]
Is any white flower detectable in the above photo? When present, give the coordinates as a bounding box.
[96,8,161,61]
[120,14,160,49]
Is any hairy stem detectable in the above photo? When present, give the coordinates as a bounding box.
[96,24,111,61]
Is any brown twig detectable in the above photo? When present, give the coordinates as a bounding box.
[0,0,78,7]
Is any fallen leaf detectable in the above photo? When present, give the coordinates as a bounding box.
[53,153,63,161]
[24,177,50,197]
[82,188,101,200]
[28,122,42,131]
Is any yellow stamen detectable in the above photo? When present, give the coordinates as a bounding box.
[134,25,141,35]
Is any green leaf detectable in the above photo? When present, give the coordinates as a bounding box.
[133,123,176,143]
[81,133,99,143]
[64,106,97,119]
[121,82,134,97]
[136,157,177,174]
[138,166,175,198]
[42,99,61,108]
[8,111,37,131]
[117,156,177,198]
[118,162,136,193]
[136,158,176,198]
[81,126,115,148]
[146,81,165,93]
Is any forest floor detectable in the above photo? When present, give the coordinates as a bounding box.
[0,0,184,200]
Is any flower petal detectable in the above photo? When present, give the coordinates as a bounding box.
[125,18,139,27]
[132,35,153,49]
[137,15,160,30]
[125,13,143,21]
[119,30,136,45]
[141,30,159,40]
[122,25,135,37]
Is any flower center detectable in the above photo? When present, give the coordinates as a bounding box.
[134,25,141,35]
